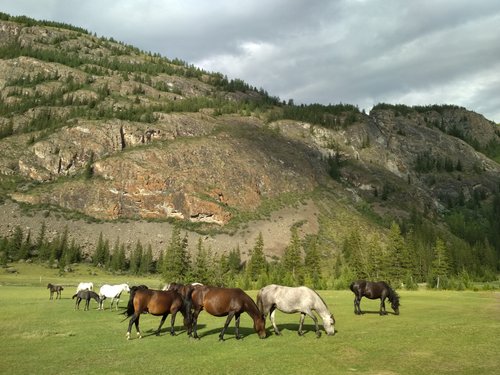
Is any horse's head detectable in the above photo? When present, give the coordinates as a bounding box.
[323,313,336,336]
[390,293,400,315]
[254,314,267,339]
[124,284,131,293]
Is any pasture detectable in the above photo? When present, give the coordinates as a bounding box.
[0,264,498,375]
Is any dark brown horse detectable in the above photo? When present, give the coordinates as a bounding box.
[188,285,267,341]
[350,280,400,315]
[125,288,191,340]
[47,283,64,300]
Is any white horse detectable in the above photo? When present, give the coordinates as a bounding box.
[76,282,94,293]
[98,283,130,310]
[256,284,335,337]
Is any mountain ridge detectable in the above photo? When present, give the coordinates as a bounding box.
[0,13,499,278]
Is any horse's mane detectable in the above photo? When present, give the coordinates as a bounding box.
[386,284,400,307]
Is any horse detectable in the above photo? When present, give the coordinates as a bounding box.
[162,282,203,291]
[188,285,267,341]
[72,290,101,311]
[256,284,335,338]
[125,288,191,340]
[76,282,94,293]
[99,283,130,310]
[350,280,400,315]
[125,285,149,316]
[47,283,64,300]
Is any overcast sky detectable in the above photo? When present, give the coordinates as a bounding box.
[1,0,499,122]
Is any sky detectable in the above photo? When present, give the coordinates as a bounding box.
[1,0,499,122]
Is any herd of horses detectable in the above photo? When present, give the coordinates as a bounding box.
[46,279,400,340]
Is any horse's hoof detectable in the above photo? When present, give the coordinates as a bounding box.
[298,331,304,337]
[316,332,322,339]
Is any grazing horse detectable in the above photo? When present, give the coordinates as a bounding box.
[350,280,400,315]
[76,282,94,293]
[72,290,101,311]
[99,283,130,310]
[162,282,203,291]
[257,284,335,337]
[47,283,64,300]
[189,285,267,341]
[125,288,191,340]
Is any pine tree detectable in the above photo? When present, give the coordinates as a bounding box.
[304,236,322,289]
[36,222,50,262]
[431,238,450,289]
[130,240,143,275]
[385,222,411,285]
[140,244,154,274]
[343,227,366,278]
[282,227,303,286]
[93,232,106,266]
[162,227,190,282]
[246,232,267,282]
[8,226,24,261]
[192,237,210,284]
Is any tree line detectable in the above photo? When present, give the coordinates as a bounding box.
[1,214,497,290]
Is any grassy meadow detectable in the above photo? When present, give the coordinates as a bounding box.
[0,263,498,375]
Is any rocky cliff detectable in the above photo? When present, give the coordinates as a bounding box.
[0,15,499,259]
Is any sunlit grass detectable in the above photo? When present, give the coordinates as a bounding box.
[0,265,498,374]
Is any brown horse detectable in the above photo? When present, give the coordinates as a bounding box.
[47,283,64,300]
[125,288,191,340]
[188,285,267,341]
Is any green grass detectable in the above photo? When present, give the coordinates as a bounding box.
[0,264,499,374]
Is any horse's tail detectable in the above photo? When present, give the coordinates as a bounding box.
[182,285,194,329]
[256,289,264,314]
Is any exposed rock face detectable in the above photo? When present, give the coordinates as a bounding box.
[1,16,500,236]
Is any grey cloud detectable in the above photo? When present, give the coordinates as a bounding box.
[0,0,499,121]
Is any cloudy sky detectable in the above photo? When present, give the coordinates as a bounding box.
[1,0,499,122]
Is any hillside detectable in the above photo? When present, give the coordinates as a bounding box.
[0,13,499,282]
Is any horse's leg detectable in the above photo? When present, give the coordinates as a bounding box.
[380,297,387,315]
[219,311,235,341]
[270,306,281,335]
[127,313,142,340]
[308,312,321,338]
[190,309,202,339]
[234,313,242,340]
[297,312,320,337]
[355,295,363,315]
[155,313,169,336]
[169,312,177,336]
[356,296,363,315]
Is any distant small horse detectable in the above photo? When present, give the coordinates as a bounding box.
[350,280,400,315]
[125,288,191,340]
[76,282,94,293]
[99,283,130,310]
[72,290,101,311]
[47,283,64,300]
[189,285,267,341]
[257,284,335,337]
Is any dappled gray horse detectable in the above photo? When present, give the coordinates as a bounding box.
[257,284,335,337]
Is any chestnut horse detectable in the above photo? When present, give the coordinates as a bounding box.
[188,285,266,341]
[125,288,191,340]
[350,280,400,315]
